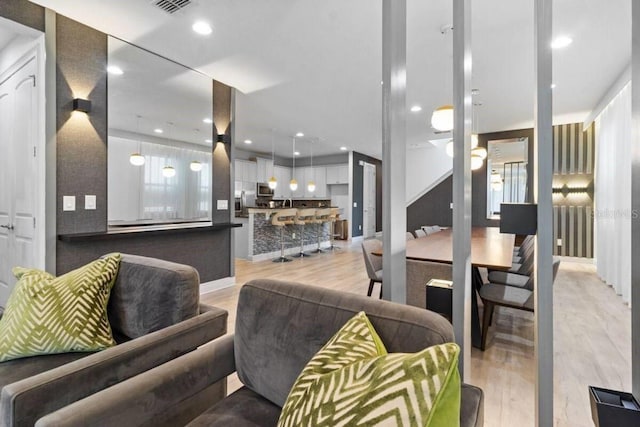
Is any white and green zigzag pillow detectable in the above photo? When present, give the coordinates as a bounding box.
[0,253,122,362]
[278,311,461,427]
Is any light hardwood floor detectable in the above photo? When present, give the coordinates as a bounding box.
[201,242,631,427]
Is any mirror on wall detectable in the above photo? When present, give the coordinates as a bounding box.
[486,137,529,219]
[107,37,213,226]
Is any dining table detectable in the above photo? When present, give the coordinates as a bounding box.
[374,226,515,349]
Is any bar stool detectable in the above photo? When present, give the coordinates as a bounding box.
[311,208,332,254]
[292,208,317,258]
[271,208,298,262]
[326,207,341,250]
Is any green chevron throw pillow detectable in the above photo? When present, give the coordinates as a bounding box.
[0,253,122,362]
[278,311,461,427]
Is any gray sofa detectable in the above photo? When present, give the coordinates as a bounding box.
[0,254,228,427]
[36,279,484,427]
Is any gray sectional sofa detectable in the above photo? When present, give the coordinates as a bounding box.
[35,279,483,427]
[0,254,228,427]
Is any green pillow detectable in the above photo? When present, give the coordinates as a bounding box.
[0,253,122,362]
[278,311,461,427]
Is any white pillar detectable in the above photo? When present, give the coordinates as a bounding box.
[381,0,407,303]
[631,0,640,402]
[534,0,554,425]
[452,0,472,380]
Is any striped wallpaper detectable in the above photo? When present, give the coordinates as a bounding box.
[552,122,595,258]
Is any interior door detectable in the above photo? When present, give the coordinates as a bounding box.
[0,56,39,307]
[362,162,376,238]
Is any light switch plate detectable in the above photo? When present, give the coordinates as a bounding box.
[557,238,563,246]
[353,202,357,207]
[217,200,229,210]
[63,196,75,211]
[85,195,96,210]
[450,203,454,209]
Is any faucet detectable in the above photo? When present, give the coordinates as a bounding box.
[285,198,293,208]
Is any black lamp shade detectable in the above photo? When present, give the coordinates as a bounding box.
[500,203,537,235]
[72,98,92,113]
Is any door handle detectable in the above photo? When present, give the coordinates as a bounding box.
[0,224,14,230]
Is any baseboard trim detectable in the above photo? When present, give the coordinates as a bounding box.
[200,276,235,294]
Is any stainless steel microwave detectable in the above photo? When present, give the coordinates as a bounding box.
[257,183,274,197]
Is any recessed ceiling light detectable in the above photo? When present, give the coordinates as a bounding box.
[296,132,304,137]
[294,151,300,156]
[244,139,252,144]
[551,36,572,49]
[551,83,557,89]
[205,139,212,143]
[107,65,123,75]
[154,128,163,134]
[192,21,212,36]
[340,146,348,151]
[203,118,213,124]
[410,105,422,112]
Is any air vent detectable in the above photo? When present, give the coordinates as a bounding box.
[152,0,192,14]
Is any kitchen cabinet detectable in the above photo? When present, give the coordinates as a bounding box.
[256,157,274,183]
[235,160,257,183]
[326,164,349,184]
[273,166,291,199]
[304,167,327,198]
[291,168,306,198]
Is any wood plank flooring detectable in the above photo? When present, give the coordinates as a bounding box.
[201,242,631,427]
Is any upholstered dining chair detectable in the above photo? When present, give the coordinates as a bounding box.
[406,231,415,241]
[414,229,427,238]
[480,259,561,350]
[361,239,383,298]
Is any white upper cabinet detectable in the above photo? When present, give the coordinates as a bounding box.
[235,160,257,183]
[273,166,291,199]
[256,157,274,183]
[326,164,349,185]
[304,167,327,198]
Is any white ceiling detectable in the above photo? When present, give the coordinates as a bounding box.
[0,25,16,52]
[29,0,631,159]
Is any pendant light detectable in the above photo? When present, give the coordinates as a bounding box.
[289,137,298,191]
[163,122,176,178]
[470,101,487,161]
[431,25,454,132]
[268,130,277,189]
[190,161,202,172]
[129,115,145,166]
[307,139,315,193]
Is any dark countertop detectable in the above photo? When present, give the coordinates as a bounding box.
[58,222,242,242]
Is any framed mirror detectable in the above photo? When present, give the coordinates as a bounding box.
[486,137,529,219]
[107,37,213,227]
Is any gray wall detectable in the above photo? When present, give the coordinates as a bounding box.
[0,0,44,32]
[406,176,453,231]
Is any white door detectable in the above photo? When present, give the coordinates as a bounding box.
[0,55,40,307]
[362,162,376,238]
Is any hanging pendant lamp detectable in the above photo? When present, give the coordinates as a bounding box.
[268,130,277,189]
[431,105,454,132]
[307,139,315,193]
[289,136,298,191]
[129,115,146,166]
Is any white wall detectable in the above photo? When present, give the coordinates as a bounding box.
[405,143,453,205]
[0,35,38,75]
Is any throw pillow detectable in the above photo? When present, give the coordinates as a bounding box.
[0,253,122,362]
[278,311,461,427]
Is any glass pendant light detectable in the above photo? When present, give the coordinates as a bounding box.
[129,115,145,166]
[162,166,176,177]
[470,154,483,171]
[289,136,298,191]
[190,161,202,172]
[268,130,277,189]
[431,105,454,132]
[307,139,315,193]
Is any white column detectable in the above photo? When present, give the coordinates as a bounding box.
[534,0,554,425]
[631,0,640,402]
[381,0,407,303]
[452,0,472,380]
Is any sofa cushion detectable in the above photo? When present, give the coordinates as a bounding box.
[107,254,200,340]
[0,254,121,362]
[235,279,454,409]
[186,387,281,427]
[278,311,461,426]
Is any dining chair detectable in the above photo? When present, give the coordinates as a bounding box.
[479,259,560,350]
[361,239,383,298]
[414,229,427,238]
[406,231,415,241]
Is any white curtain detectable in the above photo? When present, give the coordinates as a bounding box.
[108,136,211,222]
[595,83,631,304]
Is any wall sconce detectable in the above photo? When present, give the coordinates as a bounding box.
[72,98,92,113]
[216,134,228,144]
[552,184,591,198]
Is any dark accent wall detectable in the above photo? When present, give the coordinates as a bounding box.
[0,0,44,32]
[56,16,108,235]
[406,175,453,232]
[352,151,382,237]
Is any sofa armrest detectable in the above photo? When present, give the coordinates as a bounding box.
[2,306,227,427]
[35,334,237,427]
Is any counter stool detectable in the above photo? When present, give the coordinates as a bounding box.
[292,208,317,258]
[311,208,332,254]
[326,207,341,251]
[271,208,298,262]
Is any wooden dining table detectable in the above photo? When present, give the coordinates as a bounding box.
[373,226,515,349]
